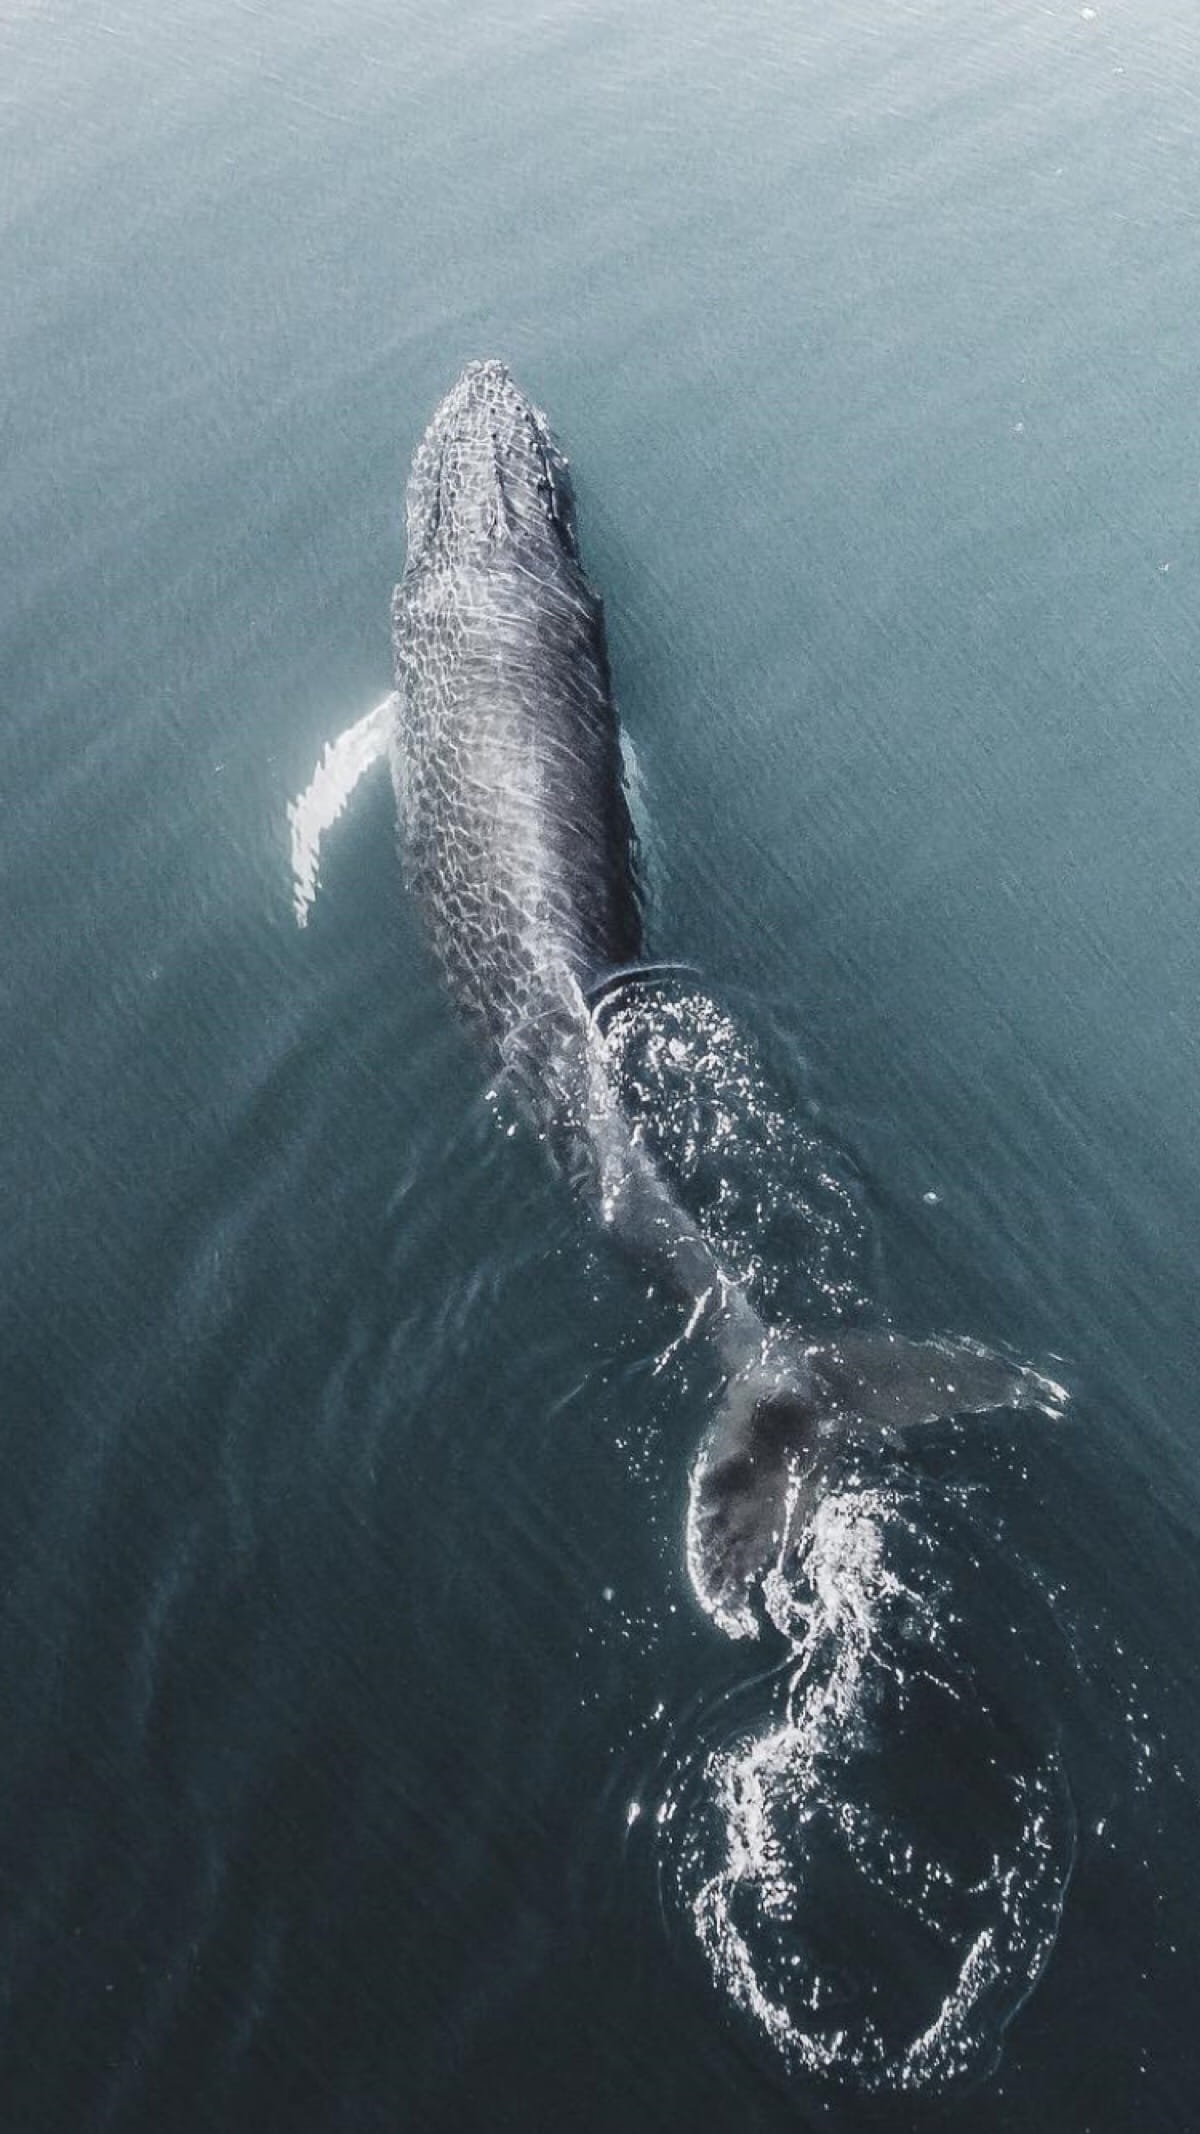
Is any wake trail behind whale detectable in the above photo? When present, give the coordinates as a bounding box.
[600,984,1076,2093]
[658,1473,1077,2094]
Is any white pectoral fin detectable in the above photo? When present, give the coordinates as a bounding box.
[287,693,396,926]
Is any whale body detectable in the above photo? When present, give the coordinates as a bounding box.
[290,359,1065,1639]
[390,359,642,1076]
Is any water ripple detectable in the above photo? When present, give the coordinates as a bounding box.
[654,1473,1078,2097]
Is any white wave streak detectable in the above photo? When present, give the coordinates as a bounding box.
[287,696,394,925]
[683,1487,1071,2094]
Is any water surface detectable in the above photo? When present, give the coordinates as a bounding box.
[4,0,1200,2125]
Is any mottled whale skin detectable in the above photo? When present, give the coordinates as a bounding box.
[295,360,1067,1640]
[390,360,643,1086]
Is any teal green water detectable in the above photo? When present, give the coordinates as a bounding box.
[4,0,1200,2125]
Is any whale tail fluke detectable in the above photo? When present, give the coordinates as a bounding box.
[686,1331,1068,1639]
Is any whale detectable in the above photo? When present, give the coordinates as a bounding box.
[289,358,1065,1639]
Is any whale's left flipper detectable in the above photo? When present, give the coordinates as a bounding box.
[687,1332,1069,1638]
[288,694,397,926]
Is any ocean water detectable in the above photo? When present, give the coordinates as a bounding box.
[4,0,1200,2126]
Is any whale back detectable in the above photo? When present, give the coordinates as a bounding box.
[390,536,642,1079]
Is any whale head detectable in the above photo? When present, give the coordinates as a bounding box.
[404,358,579,572]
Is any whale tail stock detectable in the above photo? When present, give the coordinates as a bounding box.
[687,1327,1069,1640]
[579,1008,1070,1640]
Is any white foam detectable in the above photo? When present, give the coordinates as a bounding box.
[670,1484,1074,2094]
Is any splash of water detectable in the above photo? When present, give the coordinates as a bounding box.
[598,982,870,1328]
[597,980,1075,2091]
[663,1479,1076,2095]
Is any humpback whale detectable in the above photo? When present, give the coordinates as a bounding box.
[290,359,1064,1639]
